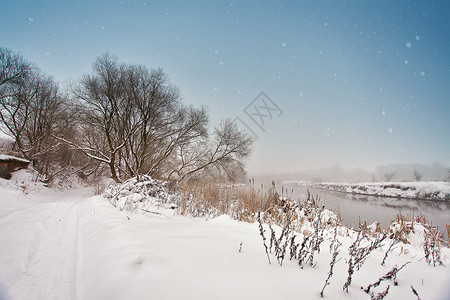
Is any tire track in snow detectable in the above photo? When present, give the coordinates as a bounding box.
[38,198,85,299]
[1,191,91,300]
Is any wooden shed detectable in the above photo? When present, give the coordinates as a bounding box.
[0,154,30,179]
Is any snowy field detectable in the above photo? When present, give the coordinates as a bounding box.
[1,171,450,300]
[286,181,450,201]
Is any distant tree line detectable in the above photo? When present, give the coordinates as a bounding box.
[0,47,254,184]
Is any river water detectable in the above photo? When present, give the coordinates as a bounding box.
[282,185,450,238]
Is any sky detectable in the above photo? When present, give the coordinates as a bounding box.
[1,0,449,175]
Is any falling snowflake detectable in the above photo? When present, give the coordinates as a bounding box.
[404,60,408,64]
[219,62,224,66]
[405,42,412,48]
[415,35,420,40]
[388,128,393,133]
[28,17,34,22]
[281,42,286,47]
[382,110,386,116]
[420,71,425,76]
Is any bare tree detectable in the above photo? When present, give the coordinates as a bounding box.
[0,48,74,179]
[64,54,254,183]
[1,49,254,184]
[383,171,396,182]
[0,47,34,88]
[0,73,73,176]
[67,54,209,182]
[120,66,208,178]
[67,53,139,182]
[0,47,34,147]
[412,168,423,182]
[175,119,254,183]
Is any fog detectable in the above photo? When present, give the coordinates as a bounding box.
[252,162,449,183]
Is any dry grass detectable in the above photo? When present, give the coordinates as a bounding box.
[175,180,343,240]
[177,179,279,221]
[385,210,449,250]
[182,179,442,243]
[388,211,415,244]
[447,225,450,245]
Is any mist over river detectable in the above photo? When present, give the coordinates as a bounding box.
[282,185,450,239]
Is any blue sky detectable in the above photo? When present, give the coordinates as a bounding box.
[1,0,449,175]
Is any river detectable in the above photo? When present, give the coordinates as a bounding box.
[282,184,450,239]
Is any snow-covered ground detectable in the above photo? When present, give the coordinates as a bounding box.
[0,171,92,299]
[287,181,450,201]
[1,171,450,299]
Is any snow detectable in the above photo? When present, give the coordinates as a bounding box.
[1,174,450,299]
[303,181,450,201]
[0,155,30,163]
[0,173,92,299]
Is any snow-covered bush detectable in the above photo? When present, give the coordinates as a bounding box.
[103,175,179,212]
[0,168,47,194]
[103,175,225,219]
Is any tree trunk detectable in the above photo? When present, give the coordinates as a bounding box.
[109,154,120,183]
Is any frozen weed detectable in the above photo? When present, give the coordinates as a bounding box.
[381,239,399,266]
[257,212,271,264]
[320,239,342,297]
[423,226,444,266]
[363,262,410,293]
[370,285,390,300]
[411,285,421,300]
[343,231,387,292]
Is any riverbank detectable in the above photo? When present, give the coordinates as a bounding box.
[284,181,450,201]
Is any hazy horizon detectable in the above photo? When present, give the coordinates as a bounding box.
[1,1,449,175]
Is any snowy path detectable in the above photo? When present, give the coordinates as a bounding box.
[0,187,92,300]
[1,181,449,300]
